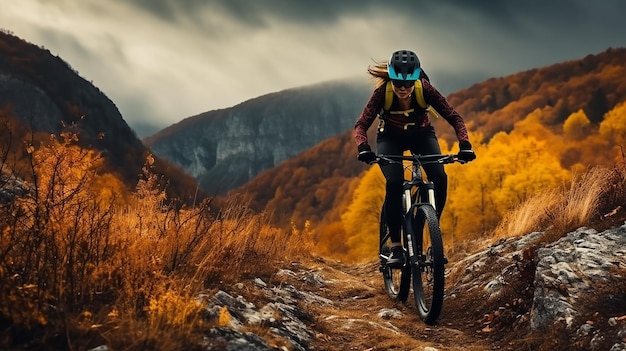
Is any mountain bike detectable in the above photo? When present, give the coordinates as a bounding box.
[373,153,465,325]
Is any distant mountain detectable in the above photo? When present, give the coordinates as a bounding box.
[0,31,198,200]
[145,47,626,200]
[233,47,626,227]
[144,80,371,195]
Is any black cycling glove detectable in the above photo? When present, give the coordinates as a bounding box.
[357,143,376,164]
[458,141,476,162]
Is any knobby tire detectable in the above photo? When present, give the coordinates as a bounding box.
[409,204,445,325]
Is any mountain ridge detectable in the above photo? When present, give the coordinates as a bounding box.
[0,31,199,200]
[146,47,626,200]
[144,78,371,194]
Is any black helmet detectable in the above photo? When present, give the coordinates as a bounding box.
[387,50,421,81]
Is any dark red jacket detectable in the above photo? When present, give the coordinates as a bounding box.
[354,79,470,146]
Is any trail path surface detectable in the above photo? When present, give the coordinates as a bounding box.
[298,257,495,351]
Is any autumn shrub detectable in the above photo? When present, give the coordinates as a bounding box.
[0,134,312,350]
[601,152,626,215]
[490,160,626,243]
[1,134,116,332]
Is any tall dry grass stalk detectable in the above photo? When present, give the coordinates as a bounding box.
[550,167,607,230]
[0,136,313,350]
[491,163,625,243]
[492,190,560,239]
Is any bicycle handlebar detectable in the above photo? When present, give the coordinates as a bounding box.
[371,153,466,166]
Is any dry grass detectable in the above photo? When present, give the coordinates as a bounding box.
[0,136,313,350]
[443,158,626,351]
[490,162,626,243]
[446,160,626,266]
[2,133,625,350]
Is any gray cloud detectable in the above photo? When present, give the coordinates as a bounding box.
[123,0,374,25]
[119,0,626,31]
[2,0,626,137]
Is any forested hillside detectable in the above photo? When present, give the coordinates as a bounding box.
[144,79,370,195]
[0,31,199,201]
[441,47,625,144]
[232,47,626,261]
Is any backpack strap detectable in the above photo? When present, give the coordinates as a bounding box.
[384,81,394,111]
[413,80,427,109]
[383,80,428,111]
[413,79,441,118]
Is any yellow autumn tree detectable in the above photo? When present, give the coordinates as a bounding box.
[563,109,591,141]
[599,101,626,162]
[559,109,594,172]
[32,132,103,202]
[92,171,130,204]
[341,166,385,261]
[511,107,566,153]
[442,132,498,238]
[442,119,570,239]
[490,136,570,210]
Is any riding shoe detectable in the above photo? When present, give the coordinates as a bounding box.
[387,246,406,268]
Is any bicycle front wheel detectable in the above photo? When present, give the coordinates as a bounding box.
[409,204,445,325]
[379,205,410,302]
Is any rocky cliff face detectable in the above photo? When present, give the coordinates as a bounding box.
[0,73,63,132]
[0,32,198,198]
[144,80,370,194]
[0,32,145,180]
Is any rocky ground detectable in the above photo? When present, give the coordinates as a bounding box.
[199,217,626,351]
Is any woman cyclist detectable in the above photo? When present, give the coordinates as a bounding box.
[354,49,476,268]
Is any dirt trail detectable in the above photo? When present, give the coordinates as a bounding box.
[295,256,494,351]
[278,211,626,351]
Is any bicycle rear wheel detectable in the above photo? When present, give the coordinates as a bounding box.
[408,204,445,324]
[379,205,410,302]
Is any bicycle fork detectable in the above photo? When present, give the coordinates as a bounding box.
[403,204,438,272]
[403,182,436,212]
[402,182,437,268]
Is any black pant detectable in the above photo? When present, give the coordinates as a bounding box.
[376,126,447,243]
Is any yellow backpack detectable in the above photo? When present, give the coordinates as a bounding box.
[383,80,442,119]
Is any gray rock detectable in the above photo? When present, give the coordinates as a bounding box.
[204,327,273,351]
[610,343,626,351]
[203,280,315,351]
[530,225,626,331]
[378,308,403,320]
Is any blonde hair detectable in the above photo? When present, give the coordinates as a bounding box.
[367,60,390,89]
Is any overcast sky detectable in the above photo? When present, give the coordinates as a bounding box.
[2,0,626,137]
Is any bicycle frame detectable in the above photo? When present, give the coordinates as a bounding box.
[374,153,463,324]
[403,162,436,212]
